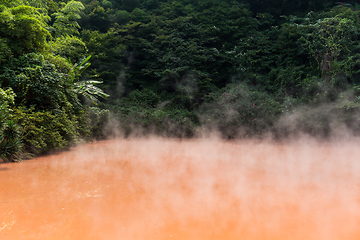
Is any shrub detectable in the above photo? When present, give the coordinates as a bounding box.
[12,107,89,154]
[199,82,282,137]
[102,89,198,137]
[0,87,23,161]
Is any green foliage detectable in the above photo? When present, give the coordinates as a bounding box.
[0,0,110,160]
[0,53,79,111]
[80,28,126,94]
[12,106,89,154]
[3,0,360,154]
[0,88,15,141]
[0,4,51,56]
[103,89,197,137]
[87,107,111,139]
[74,79,110,105]
[199,82,282,137]
[0,120,23,161]
[72,55,110,105]
[228,5,360,96]
[0,87,15,115]
[52,0,85,37]
[273,88,360,138]
[115,9,130,24]
[0,87,23,161]
[79,4,112,32]
[298,8,360,78]
[121,0,140,12]
[243,0,337,16]
[74,0,360,139]
[0,37,12,64]
[0,0,24,8]
[110,1,258,97]
[101,0,112,9]
[48,35,87,63]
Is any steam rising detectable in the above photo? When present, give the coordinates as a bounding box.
[1,138,360,239]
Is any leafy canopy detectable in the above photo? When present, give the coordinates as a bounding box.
[0,4,50,56]
[52,0,85,37]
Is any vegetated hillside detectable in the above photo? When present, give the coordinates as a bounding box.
[0,0,108,161]
[77,0,360,138]
[1,0,360,161]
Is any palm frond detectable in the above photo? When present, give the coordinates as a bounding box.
[74,80,110,105]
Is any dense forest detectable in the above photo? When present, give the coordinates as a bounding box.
[1,0,360,161]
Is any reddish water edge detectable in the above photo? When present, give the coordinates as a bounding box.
[1,138,360,240]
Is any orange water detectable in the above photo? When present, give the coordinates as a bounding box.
[1,138,360,240]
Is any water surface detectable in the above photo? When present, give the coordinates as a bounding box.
[1,138,360,240]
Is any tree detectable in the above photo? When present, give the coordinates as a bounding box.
[0,53,79,111]
[0,4,50,56]
[52,0,85,37]
[302,7,360,78]
[48,35,88,64]
[0,0,109,159]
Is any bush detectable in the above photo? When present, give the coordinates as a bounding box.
[0,53,79,111]
[199,82,282,137]
[101,89,198,137]
[87,107,112,139]
[0,120,23,161]
[12,107,89,154]
[0,87,24,161]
